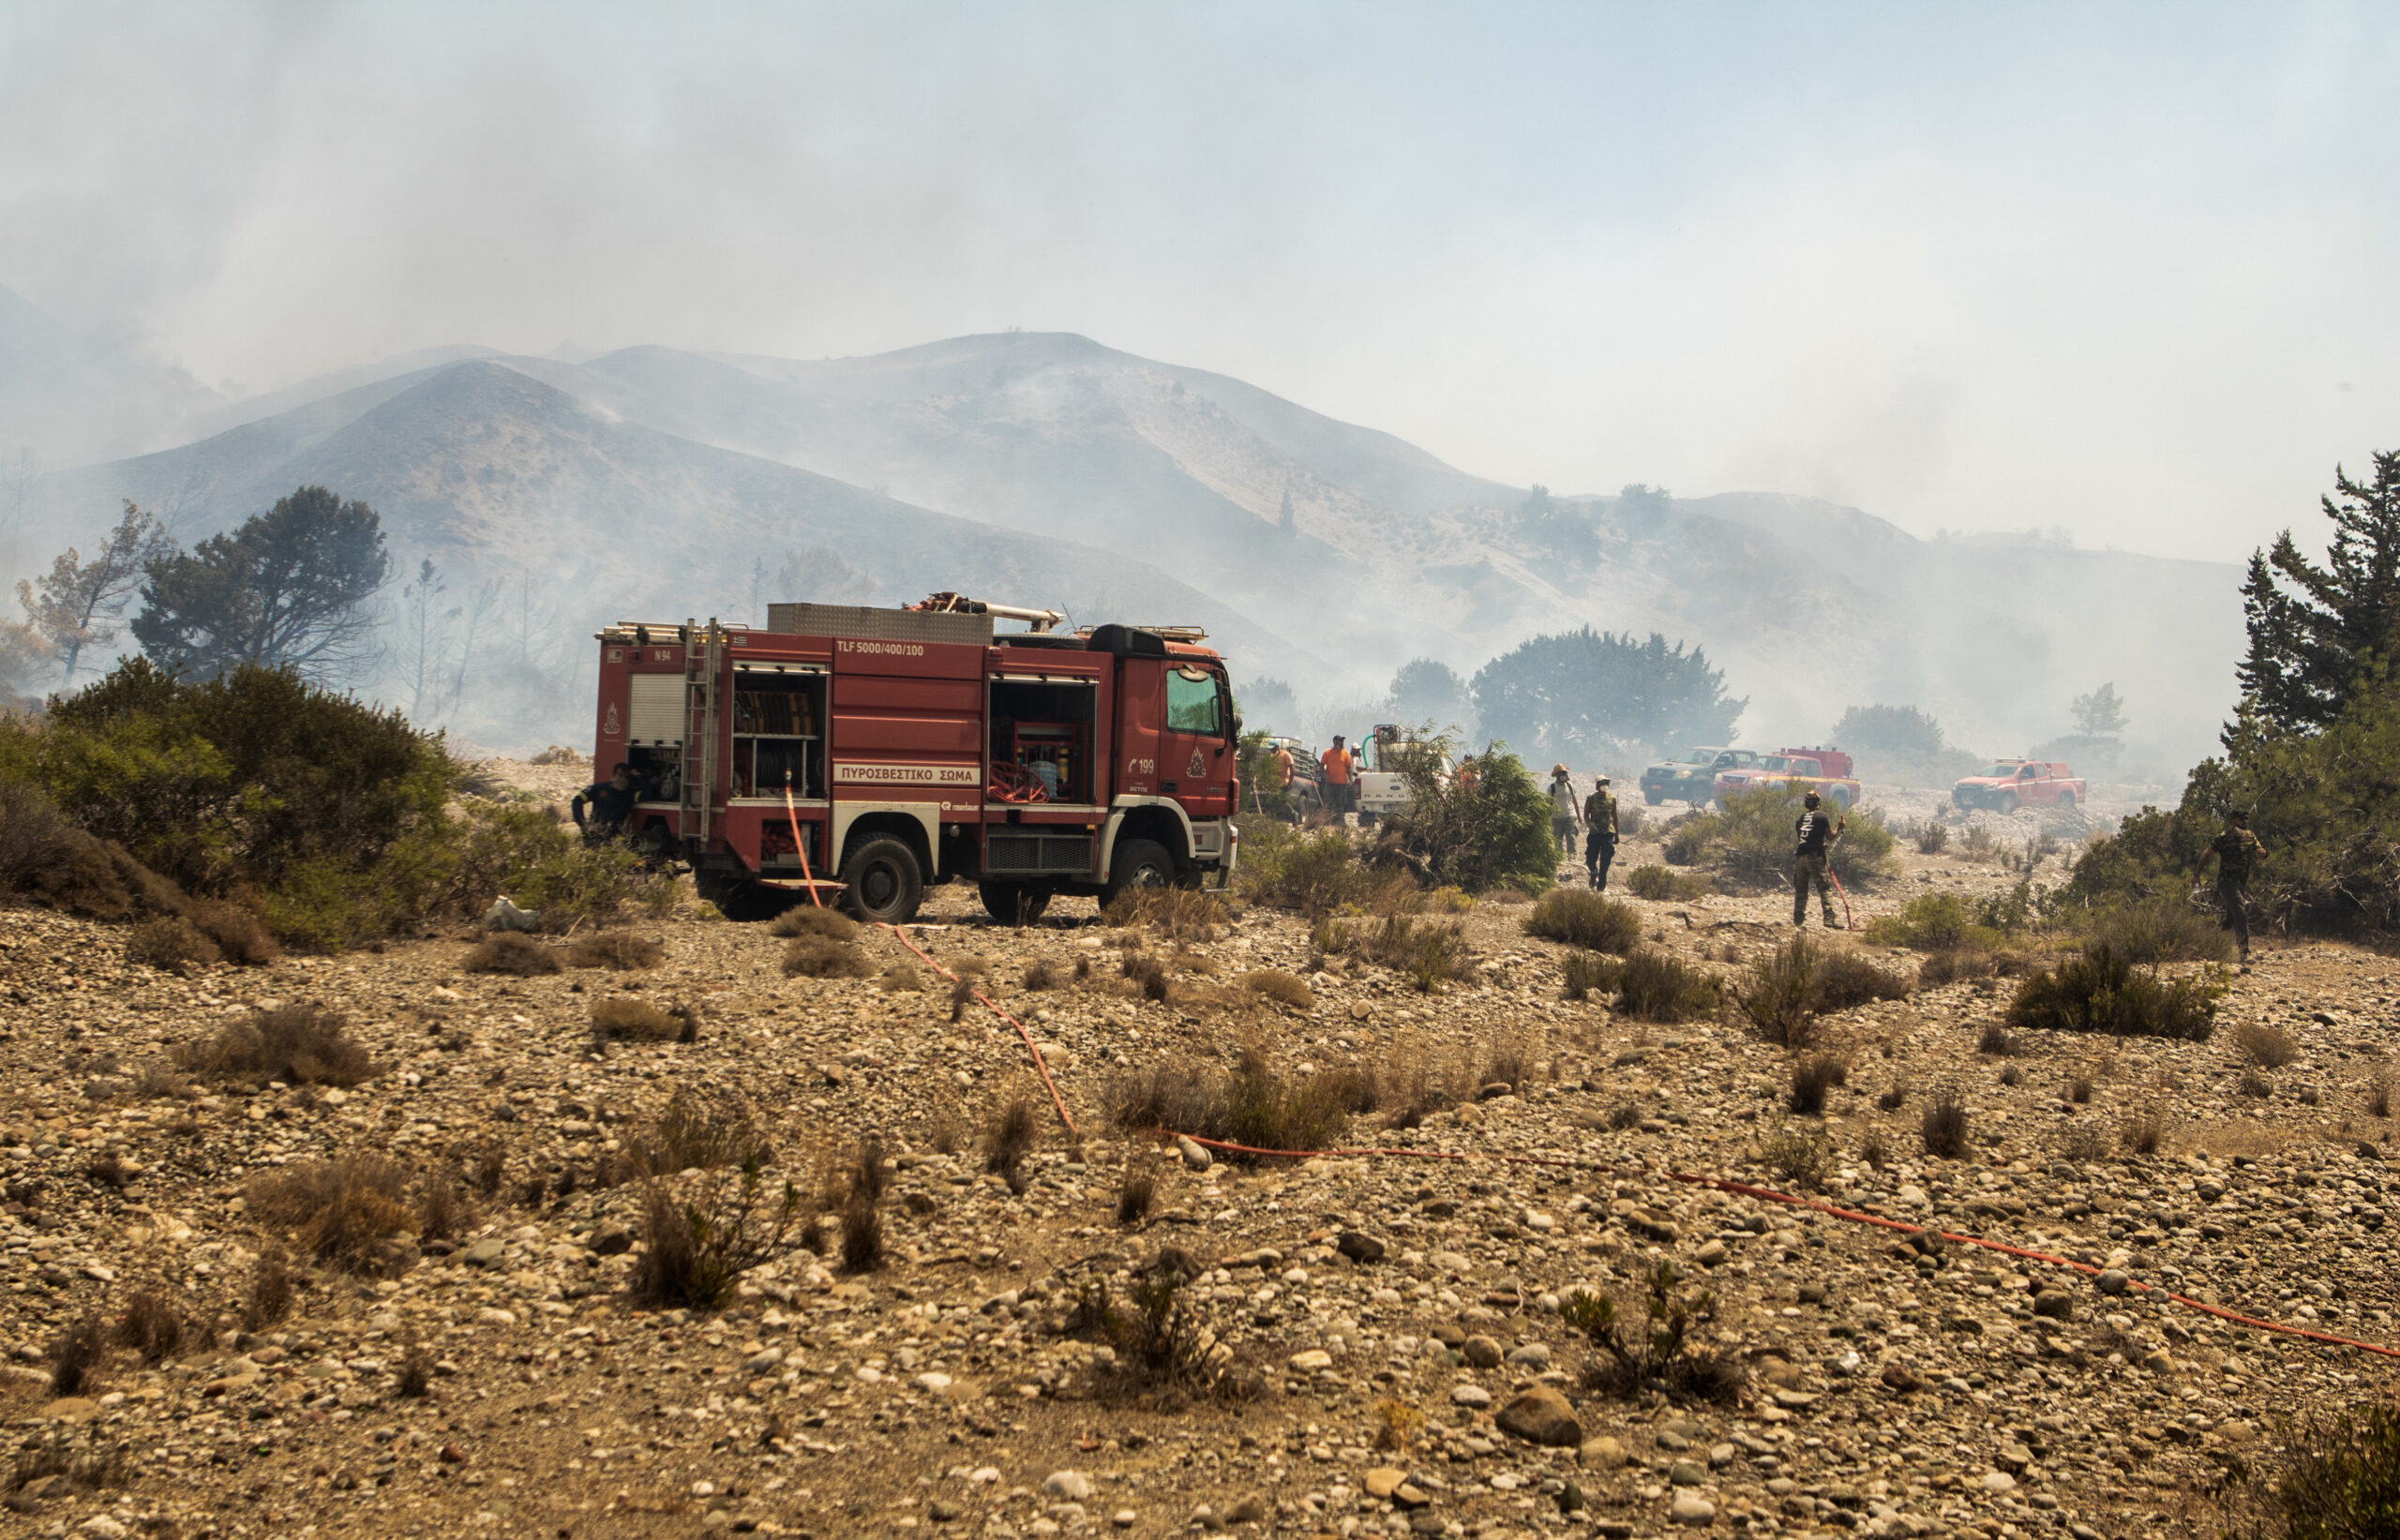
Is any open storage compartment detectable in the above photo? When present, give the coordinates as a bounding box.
[731,665,828,799]
[987,675,1097,804]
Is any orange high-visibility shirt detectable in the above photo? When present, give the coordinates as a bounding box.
[1320,746,1352,785]
[1269,748,1294,788]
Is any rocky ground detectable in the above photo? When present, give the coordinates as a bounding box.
[1,767,2396,1540]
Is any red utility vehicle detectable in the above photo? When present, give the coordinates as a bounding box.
[589,597,1240,924]
[1952,759,2083,814]
[1712,746,1863,811]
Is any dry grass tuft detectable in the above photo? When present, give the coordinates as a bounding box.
[1102,886,1227,941]
[1117,1165,1156,1225]
[175,1003,374,1086]
[566,930,665,970]
[1918,949,1998,988]
[771,905,860,941]
[49,1314,105,1396]
[1788,1054,1848,1116]
[591,997,682,1041]
[634,1088,772,1174]
[1612,949,1723,1023]
[783,935,874,979]
[633,1164,803,1309]
[1920,1087,1971,1159]
[2121,1103,2169,1155]
[1106,1047,1378,1158]
[2233,1020,2299,1069]
[463,932,564,976]
[1977,1022,2024,1056]
[242,1247,294,1330]
[1523,890,1642,953]
[126,916,219,970]
[113,1289,184,1367]
[1238,969,1314,1009]
[248,1155,419,1274]
[1022,958,1058,991]
[984,1095,1041,1182]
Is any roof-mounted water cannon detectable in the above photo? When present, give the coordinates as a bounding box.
[908,591,1065,633]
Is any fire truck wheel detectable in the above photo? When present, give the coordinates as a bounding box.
[839,836,924,925]
[2055,790,2074,809]
[1998,792,2019,815]
[1103,838,1178,900]
[978,880,1051,924]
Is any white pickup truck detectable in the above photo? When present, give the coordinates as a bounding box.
[1355,724,1450,826]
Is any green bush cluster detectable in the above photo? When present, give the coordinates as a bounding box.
[1233,821,1378,915]
[1376,737,1557,895]
[2004,942,2224,1040]
[2,660,668,949]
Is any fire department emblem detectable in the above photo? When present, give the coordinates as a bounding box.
[603,704,621,737]
[1186,750,1205,778]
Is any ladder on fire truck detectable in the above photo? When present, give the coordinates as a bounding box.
[678,619,724,849]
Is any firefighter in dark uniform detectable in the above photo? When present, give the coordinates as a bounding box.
[572,763,640,841]
[2194,809,2265,963]
[1792,790,1843,928]
[1582,776,1618,891]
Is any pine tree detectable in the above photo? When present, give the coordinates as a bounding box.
[2237,450,2400,734]
[131,486,390,682]
[2070,682,2127,739]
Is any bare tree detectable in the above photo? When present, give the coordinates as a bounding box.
[398,557,461,722]
[446,570,502,710]
[17,500,171,683]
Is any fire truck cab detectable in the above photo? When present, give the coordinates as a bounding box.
[590,599,1240,925]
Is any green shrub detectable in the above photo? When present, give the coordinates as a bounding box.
[2218,1403,2400,1539]
[1807,949,1915,1011]
[1375,738,1557,895]
[1357,913,1466,993]
[1235,822,1375,915]
[1862,891,2007,950]
[2004,943,2223,1040]
[1524,889,1642,952]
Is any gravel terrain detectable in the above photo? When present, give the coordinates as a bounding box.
[1,767,2395,1540]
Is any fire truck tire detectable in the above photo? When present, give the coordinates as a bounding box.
[1103,838,1178,901]
[1645,792,1664,806]
[1826,786,1851,813]
[1998,792,2019,815]
[978,880,1051,924]
[2055,790,2075,809]
[839,836,924,925]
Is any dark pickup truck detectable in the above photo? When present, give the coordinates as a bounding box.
[1641,745,1757,805]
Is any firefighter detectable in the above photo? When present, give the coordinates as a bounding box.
[1792,790,1844,928]
[1320,735,1354,819]
[572,763,640,841]
[2194,809,2265,963]
[1582,776,1618,891]
[1547,764,1581,856]
[1266,740,1298,821]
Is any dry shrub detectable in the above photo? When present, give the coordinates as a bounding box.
[1117,1166,1156,1225]
[242,1247,294,1330]
[397,1342,435,1398]
[633,1162,803,1309]
[878,964,927,992]
[2234,1020,2299,1069]
[1859,1128,1888,1170]
[838,1136,887,1274]
[49,1314,105,1396]
[175,1003,374,1086]
[113,1289,184,1366]
[1977,1023,2024,1056]
[1612,949,1722,1023]
[771,905,859,941]
[2239,1068,2272,1099]
[1102,885,1227,941]
[1066,1271,1236,1402]
[1918,948,1997,987]
[2122,1104,2169,1155]
[1763,1123,1833,1189]
[1624,864,1711,901]
[2214,1403,2400,1540]
[984,1095,1040,1180]
[0,782,188,921]
[1023,958,1058,991]
[248,1155,419,1274]
[1808,949,1914,1011]
[1562,1261,1741,1405]
[127,916,220,970]
[1239,969,1314,1009]
[1106,1048,1372,1159]
[2005,944,2223,1040]
[416,1171,470,1241]
[1737,939,1821,1049]
[2067,1075,2094,1104]
[1523,889,1642,952]
[949,975,975,1023]
[566,930,665,970]
[782,935,873,979]
[462,932,563,976]
[189,899,278,964]
[1920,1087,1971,1159]
[591,997,681,1041]
[1372,1397,1427,1452]
[2371,1066,2394,1120]
[1914,819,1952,855]
[1121,950,1171,1001]
[1560,949,1615,1001]
[1347,912,1467,994]
[1236,825,1375,916]
[2082,901,2233,965]
[1788,1054,1848,1116]
[634,1088,772,1174]
[1877,1081,1908,1111]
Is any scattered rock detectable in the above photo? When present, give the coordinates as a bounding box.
[1495,1386,1581,1446]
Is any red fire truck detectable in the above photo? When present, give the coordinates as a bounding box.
[589,597,1241,924]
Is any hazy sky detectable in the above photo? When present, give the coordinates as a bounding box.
[3,1,2394,560]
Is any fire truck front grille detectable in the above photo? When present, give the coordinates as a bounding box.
[987,830,1093,875]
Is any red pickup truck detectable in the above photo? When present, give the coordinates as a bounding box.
[1713,746,1864,812]
[1952,759,2084,814]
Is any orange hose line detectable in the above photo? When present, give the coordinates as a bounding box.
[881,922,1079,1141]
[782,785,825,908]
[1164,1132,2400,1361]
